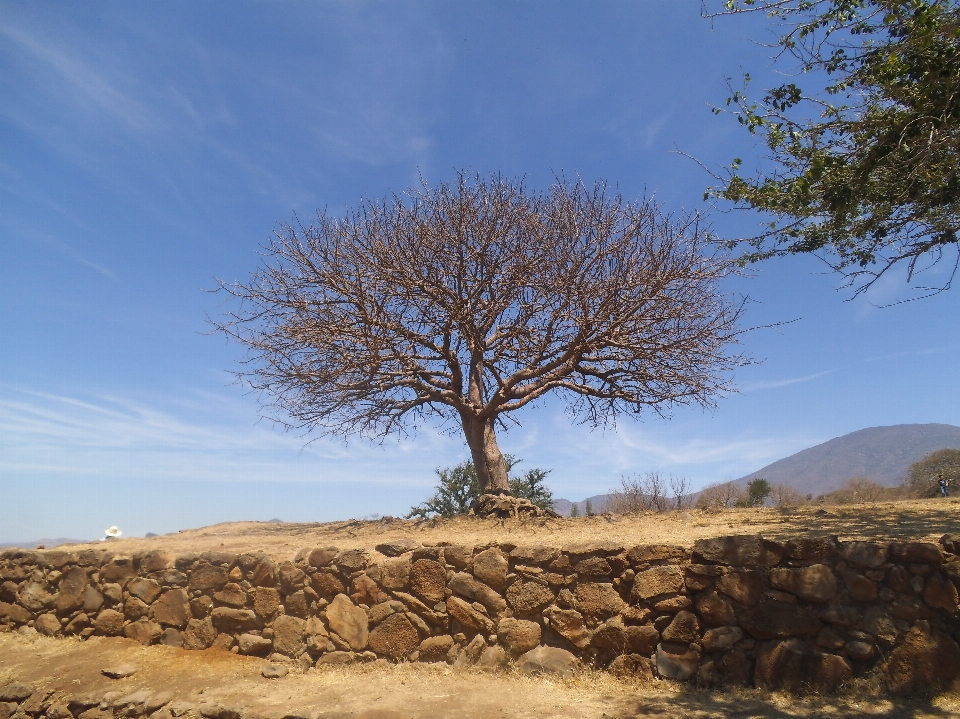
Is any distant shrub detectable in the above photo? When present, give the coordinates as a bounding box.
[743,478,772,507]
[904,449,960,498]
[696,481,741,510]
[569,503,580,518]
[818,476,907,505]
[770,483,807,508]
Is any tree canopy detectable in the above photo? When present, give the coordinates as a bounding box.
[905,447,960,495]
[216,173,744,493]
[704,0,960,298]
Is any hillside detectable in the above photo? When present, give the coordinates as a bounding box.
[553,423,960,513]
[733,423,960,497]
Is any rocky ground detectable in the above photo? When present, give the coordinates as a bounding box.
[2,632,959,719]
[3,498,960,718]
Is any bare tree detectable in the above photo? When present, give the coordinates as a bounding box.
[608,472,669,514]
[770,483,806,508]
[669,475,690,511]
[215,173,745,494]
[696,481,742,510]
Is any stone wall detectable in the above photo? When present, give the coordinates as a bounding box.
[2,534,960,694]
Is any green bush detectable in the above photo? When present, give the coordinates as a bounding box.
[407,456,553,519]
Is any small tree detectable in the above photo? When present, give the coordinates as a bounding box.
[216,173,744,495]
[905,448,960,497]
[569,503,580,518]
[608,472,670,514]
[407,456,553,519]
[770,483,806,508]
[745,478,772,507]
[585,498,594,516]
[670,475,691,510]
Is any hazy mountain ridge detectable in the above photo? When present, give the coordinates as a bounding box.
[552,423,960,515]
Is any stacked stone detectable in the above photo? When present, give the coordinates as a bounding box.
[1,534,959,694]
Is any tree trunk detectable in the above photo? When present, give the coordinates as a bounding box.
[462,416,511,494]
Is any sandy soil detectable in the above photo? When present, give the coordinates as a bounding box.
[39,498,960,562]
[2,632,959,719]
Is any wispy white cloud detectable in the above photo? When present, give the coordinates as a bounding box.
[0,386,464,487]
[739,368,837,392]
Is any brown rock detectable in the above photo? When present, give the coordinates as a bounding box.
[34,613,61,636]
[702,626,743,652]
[694,591,736,626]
[444,545,474,569]
[591,617,626,656]
[375,539,420,557]
[251,558,277,587]
[63,612,90,635]
[576,557,613,577]
[93,609,125,636]
[693,535,783,567]
[631,566,684,600]
[497,617,541,658]
[839,541,889,569]
[846,573,878,602]
[817,627,846,650]
[272,614,306,657]
[82,585,104,614]
[212,583,247,608]
[311,571,346,599]
[451,572,509,613]
[277,561,306,593]
[253,587,280,619]
[886,565,913,593]
[846,640,875,661]
[410,559,446,604]
[509,546,560,566]
[924,574,959,610]
[17,581,54,612]
[152,589,188,628]
[124,619,162,646]
[53,567,88,614]
[608,654,654,680]
[324,594,369,650]
[100,557,136,585]
[517,645,578,677]
[740,599,822,639]
[307,546,339,568]
[127,578,162,604]
[769,564,837,603]
[573,582,623,620]
[379,555,412,592]
[0,601,31,624]
[656,642,700,680]
[662,610,699,644]
[0,683,34,701]
[626,544,687,565]
[124,596,150,620]
[784,536,839,561]
[446,596,494,633]
[544,607,592,648]
[890,542,942,565]
[367,613,420,660]
[755,638,851,693]
[317,650,355,665]
[717,571,763,606]
[211,608,258,633]
[477,645,508,670]
[699,648,751,687]
[335,549,370,574]
[884,622,960,694]
[284,590,310,618]
[625,625,659,655]
[653,594,692,614]
[418,634,454,662]
[139,550,172,573]
[182,618,216,650]
[189,563,228,592]
[160,628,183,647]
[472,549,509,590]
[237,633,272,656]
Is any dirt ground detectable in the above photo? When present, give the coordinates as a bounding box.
[1,631,959,719]
[44,498,960,562]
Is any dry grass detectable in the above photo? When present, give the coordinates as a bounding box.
[50,497,960,562]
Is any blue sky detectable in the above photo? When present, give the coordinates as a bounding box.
[2,1,958,542]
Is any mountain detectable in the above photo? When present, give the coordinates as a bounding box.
[551,423,960,514]
[0,538,90,549]
[732,423,960,497]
